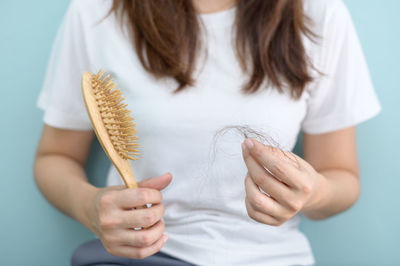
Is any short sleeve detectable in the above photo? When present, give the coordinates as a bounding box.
[301,1,382,134]
[37,0,92,130]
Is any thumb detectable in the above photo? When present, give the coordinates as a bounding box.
[241,138,253,160]
[138,172,173,191]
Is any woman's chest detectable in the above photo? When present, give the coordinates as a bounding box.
[88,21,309,152]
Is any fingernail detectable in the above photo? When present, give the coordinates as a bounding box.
[163,235,168,243]
[244,139,254,149]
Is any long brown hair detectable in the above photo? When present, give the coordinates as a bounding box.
[111,0,314,99]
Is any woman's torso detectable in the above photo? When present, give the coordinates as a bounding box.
[71,0,345,265]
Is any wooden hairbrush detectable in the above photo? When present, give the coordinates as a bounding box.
[81,70,140,189]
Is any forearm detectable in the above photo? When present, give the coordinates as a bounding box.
[34,154,98,230]
[301,169,360,220]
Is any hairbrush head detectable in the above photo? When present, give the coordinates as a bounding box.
[91,70,139,160]
[82,70,140,188]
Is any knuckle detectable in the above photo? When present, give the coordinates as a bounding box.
[137,190,150,204]
[99,193,115,209]
[139,233,153,247]
[249,195,264,210]
[301,183,312,194]
[247,210,258,221]
[288,199,302,211]
[250,173,262,185]
[143,212,156,225]
[135,249,147,259]
[285,152,300,167]
[100,216,121,230]
[270,163,285,176]
[245,198,256,218]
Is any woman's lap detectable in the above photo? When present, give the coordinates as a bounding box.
[71,239,195,266]
[71,239,313,266]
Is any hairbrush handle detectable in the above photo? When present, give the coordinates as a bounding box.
[114,157,139,189]
[114,151,148,212]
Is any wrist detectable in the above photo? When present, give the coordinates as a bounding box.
[75,183,99,233]
[301,173,329,217]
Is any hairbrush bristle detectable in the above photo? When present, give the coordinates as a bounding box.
[91,70,139,160]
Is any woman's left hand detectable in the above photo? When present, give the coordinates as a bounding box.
[241,138,326,226]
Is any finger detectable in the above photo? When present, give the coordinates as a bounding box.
[112,233,168,259]
[244,174,287,218]
[245,197,281,226]
[245,172,293,210]
[242,138,299,187]
[138,173,173,190]
[242,145,291,204]
[121,203,164,228]
[116,188,163,209]
[120,219,165,248]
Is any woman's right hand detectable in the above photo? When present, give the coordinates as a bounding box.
[86,172,172,259]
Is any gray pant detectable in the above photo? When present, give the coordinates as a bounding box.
[71,239,196,266]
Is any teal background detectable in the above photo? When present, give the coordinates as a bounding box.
[0,0,398,265]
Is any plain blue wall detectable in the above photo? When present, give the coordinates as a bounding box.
[1,1,398,265]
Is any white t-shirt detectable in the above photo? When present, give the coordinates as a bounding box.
[37,0,381,265]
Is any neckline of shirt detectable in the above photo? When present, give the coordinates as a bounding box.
[197,6,237,29]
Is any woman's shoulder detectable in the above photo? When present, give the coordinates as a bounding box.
[303,0,347,17]
[303,0,351,33]
[71,0,113,10]
[68,0,113,24]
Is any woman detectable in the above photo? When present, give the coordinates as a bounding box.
[34,0,381,265]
